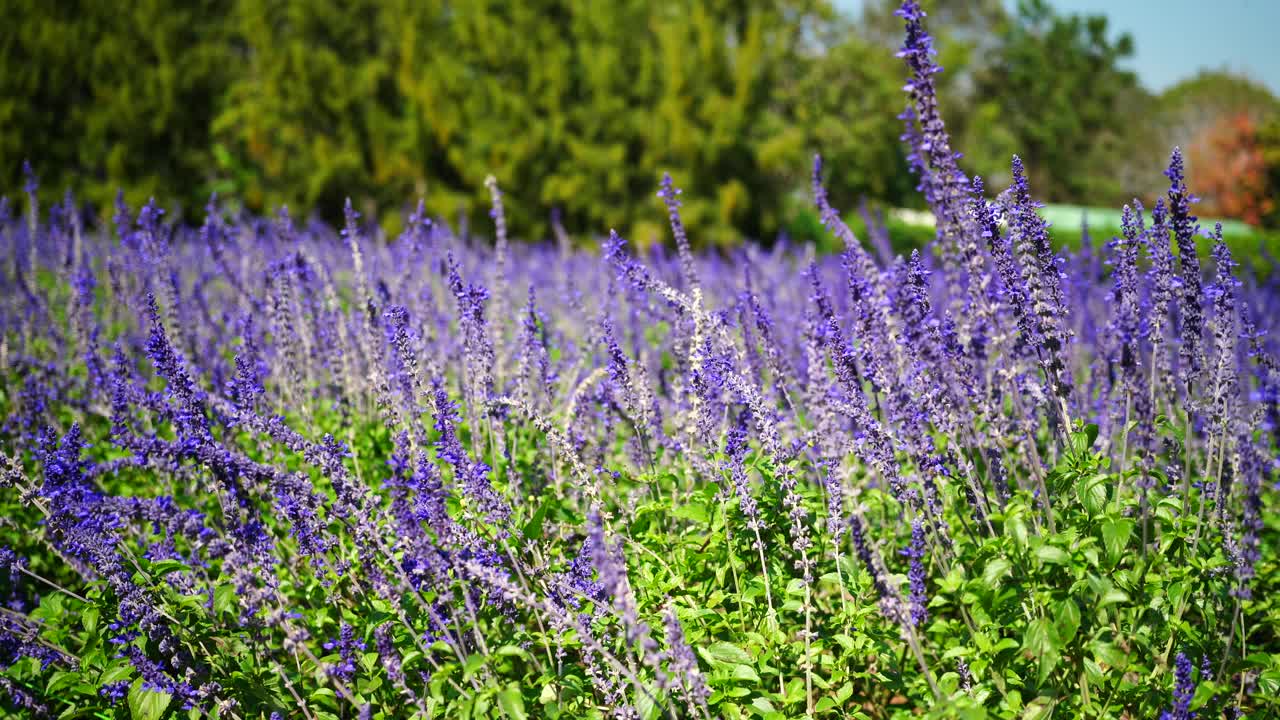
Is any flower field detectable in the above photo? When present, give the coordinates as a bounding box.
[1,3,1277,719]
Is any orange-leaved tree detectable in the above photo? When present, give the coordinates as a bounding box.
[1188,113,1274,226]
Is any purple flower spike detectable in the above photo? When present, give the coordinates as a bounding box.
[895,1,972,280]
[1166,148,1206,400]
[1008,157,1073,406]
[1159,652,1195,720]
[662,602,709,707]
[902,518,929,628]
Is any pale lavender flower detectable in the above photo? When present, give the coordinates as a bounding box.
[657,173,698,292]
[662,602,709,707]
[1232,438,1263,598]
[1206,228,1241,443]
[849,512,906,626]
[1008,156,1072,404]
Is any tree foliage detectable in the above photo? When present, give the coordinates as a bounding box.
[0,0,237,215]
[5,0,1268,237]
[962,0,1140,201]
[1188,114,1275,226]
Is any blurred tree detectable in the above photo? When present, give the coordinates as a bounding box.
[1,0,238,216]
[1143,71,1280,212]
[770,17,916,213]
[857,0,1140,203]
[7,0,1257,242]
[1188,114,1273,225]
[214,0,405,222]
[967,0,1140,201]
[215,0,834,245]
[1256,118,1280,229]
[1159,71,1280,139]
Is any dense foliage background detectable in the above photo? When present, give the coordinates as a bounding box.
[5,0,1280,243]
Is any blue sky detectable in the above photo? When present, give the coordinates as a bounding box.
[835,0,1280,95]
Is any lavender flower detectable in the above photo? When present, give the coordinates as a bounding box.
[484,175,510,322]
[1159,652,1195,720]
[144,293,209,438]
[587,506,660,674]
[99,681,130,706]
[902,518,929,628]
[516,285,554,409]
[973,176,1036,358]
[1165,149,1206,401]
[1145,198,1179,410]
[1008,156,1073,405]
[1,616,65,671]
[602,319,650,439]
[555,533,606,610]
[662,602,709,707]
[985,448,1011,505]
[1107,203,1154,463]
[1232,438,1263,598]
[957,659,973,694]
[1206,228,1241,443]
[446,254,496,415]
[820,462,846,543]
[657,173,699,293]
[22,160,38,240]
[813,155,894,392]
[374,623,409,693]
[723,413,761,536]
[895,1,971,278]
[323,622,365,683]
[431,379,510,529]
[1109,204,1144,375]
[0,676,47,716]
[849,511,906,626]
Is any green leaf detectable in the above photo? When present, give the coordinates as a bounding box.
[310,688,337,706]
[672,501,709,524]
[1091,641,1127,670]
[983,557,1013,587]
[1022,618,1056,656]
[464,653,487,677]
[1072,424,1099,454]
[703,642,753,667]
[147,559,188,577]
[47,672,79,696]
[213,584,237,616]
[522,497,551,541]
[497,645,533,661]
[635,686,658,720]
[1022,618,1061,686]
[128,680,172,720]
[100,663,134,685]
[1097,588,1130,607]
[834,682,853,703]
[497,684,528,720]
[1053,599,1081,645]
[1075,473,1109,516]
[1035,546,1070,565]
[1100,517,1134,564]
[81,607,99,634]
